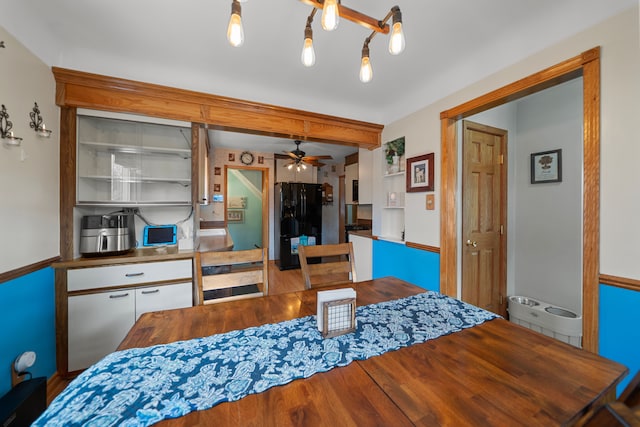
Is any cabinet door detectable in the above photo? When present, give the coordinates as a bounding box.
[76,114,192,206]
[68,290,135,371]
[358,149,373,204]
[135,282,193,320]
[350,234,373,281]
[345,163,358,203]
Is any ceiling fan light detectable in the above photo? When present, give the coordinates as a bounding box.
[288,163,293,170]
[321,0,339,31]
[301,163,307,170]
[227,1,244,47]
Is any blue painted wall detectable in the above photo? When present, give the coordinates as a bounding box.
[599,284,640,395]
[0,267,56,396]
[372,240,440,291]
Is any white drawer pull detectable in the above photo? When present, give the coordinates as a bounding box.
[109,293,129,299]
[125,272,145,278]
[141,289,160,295]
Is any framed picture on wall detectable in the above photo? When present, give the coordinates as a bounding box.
[531,149,562,184]
[406,153,434,192]
[227,209,244,222]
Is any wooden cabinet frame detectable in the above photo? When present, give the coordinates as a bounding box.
[54,68,383,260]
[439,47,601,352]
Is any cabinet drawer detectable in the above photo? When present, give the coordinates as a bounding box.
[68,259,192,291]
[135,282,193,320]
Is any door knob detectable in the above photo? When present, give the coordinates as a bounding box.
[466,239,477,248]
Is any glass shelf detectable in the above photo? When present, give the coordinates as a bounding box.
[79,141,191,159]
[77,115,192,205]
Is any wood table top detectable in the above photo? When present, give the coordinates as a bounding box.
[118,277,628,426]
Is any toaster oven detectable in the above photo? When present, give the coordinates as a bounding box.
[79,213,136,256]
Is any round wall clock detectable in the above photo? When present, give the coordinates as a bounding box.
[240,151,255,165]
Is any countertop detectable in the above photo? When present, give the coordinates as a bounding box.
[54,228,234,269]
[348,229,375,239]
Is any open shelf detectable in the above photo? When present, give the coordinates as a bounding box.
[79,141,191,158]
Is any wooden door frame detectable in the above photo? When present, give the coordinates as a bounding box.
[338,175,346,243]
[440,47,600,352]
[224,165,270,250]
[461,120,508,316]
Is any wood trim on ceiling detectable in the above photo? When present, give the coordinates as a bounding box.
[439,47,601,353]
[51,67,383,149]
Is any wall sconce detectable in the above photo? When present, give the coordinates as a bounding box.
[0,104,23,146]
[29,102,52,138]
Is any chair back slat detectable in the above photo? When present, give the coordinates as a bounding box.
[298,242,356,290]
[196,248,268,304]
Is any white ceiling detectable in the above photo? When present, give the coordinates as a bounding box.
[1,0,635,162]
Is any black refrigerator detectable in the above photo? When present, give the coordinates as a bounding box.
[274,182,322,270]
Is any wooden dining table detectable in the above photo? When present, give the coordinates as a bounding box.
[118,277,628,426]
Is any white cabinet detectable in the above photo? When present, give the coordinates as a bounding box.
[76,114,192,206]
[358,149,373,204]
[65,259,193,372]
[350,233,372,281]
[135,282,192,320]
[345,163,358,204]
[68,290,135,372]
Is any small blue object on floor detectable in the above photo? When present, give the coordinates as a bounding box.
[34,292,498,427]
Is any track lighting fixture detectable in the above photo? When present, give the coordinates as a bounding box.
[301,9,317,67]
[321,0,339,31]
[227,0,244,47]
[226,1,405,82]
[359,41,373,83]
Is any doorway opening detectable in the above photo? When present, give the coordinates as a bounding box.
[225,166,269,251]
[440,47,600,352]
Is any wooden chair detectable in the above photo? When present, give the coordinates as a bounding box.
[581,371,640,427]
[298,242,356,290]
[195,248,268,305]
[620,370,640,409]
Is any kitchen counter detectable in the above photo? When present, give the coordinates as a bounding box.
[348,229,375,239]
[54,229,234,269]
[198,229,234,252]
[53,246,194,269]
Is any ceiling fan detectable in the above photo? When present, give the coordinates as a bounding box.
[283,140,332,170]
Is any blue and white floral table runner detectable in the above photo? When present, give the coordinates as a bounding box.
[35,291,498,427]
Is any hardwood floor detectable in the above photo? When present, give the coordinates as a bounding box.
[47,260,306,405]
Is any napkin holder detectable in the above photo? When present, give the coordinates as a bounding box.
[317,288,357,338]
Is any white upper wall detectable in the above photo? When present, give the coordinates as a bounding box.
[0,27,59,273]
[378,5,640,280]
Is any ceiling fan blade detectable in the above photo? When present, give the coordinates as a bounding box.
[302,155,333,160]
[285,152,299,160]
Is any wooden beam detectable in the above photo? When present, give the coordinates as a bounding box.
[299,0,390,34]
[52,67,382,149]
